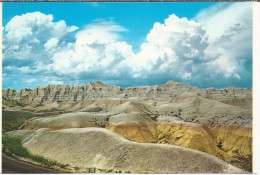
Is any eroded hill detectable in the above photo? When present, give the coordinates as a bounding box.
[4,128,247,174]
[2,81,252,173]
[2,81,251,110]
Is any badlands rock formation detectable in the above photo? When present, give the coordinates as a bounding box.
[2,81,252,173]
[2,81,251,108]
[4,128,247,174]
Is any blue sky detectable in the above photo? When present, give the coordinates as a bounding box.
[2,2,252,90]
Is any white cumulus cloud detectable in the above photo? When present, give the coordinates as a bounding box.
[2,3,252,89]
[197,2,252,81]
[128,14,209,81]
[3,11,78,61]
[50,20,133,78]
[5,11,77,44]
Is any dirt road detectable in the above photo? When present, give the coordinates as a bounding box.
[2,154,60,173]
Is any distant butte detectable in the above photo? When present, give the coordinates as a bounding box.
[2,81,252,104]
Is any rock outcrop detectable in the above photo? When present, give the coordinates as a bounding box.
[2,81,252,108]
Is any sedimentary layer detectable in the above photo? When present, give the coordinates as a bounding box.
[2,81,251,108]
[5,128,248,174]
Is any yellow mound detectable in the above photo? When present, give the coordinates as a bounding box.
[5,128,247,174]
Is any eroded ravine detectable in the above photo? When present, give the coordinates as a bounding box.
[106,121,252,172]
[19,111,252,172]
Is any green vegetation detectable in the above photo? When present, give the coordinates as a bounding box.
[2,135,29,157]
[2,135,129,173]
[2,110,35,132]
[2,135,66,169]
[2,110,64,132]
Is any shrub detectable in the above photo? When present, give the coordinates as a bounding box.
[2,136,29,157]
[2,135,66,169]
[30,154,58,168]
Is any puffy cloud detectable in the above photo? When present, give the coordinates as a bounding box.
[2,12,79,89]
[50,20,133,79]
[3,11,78,61]
[195,2,252,43]
[4,11,77,44]
[3,3,252,90]
[49,14,211,84]
[76,20,127,45]
[128,3,252,87]
[196,2,252,82]
[128,14,209,81]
